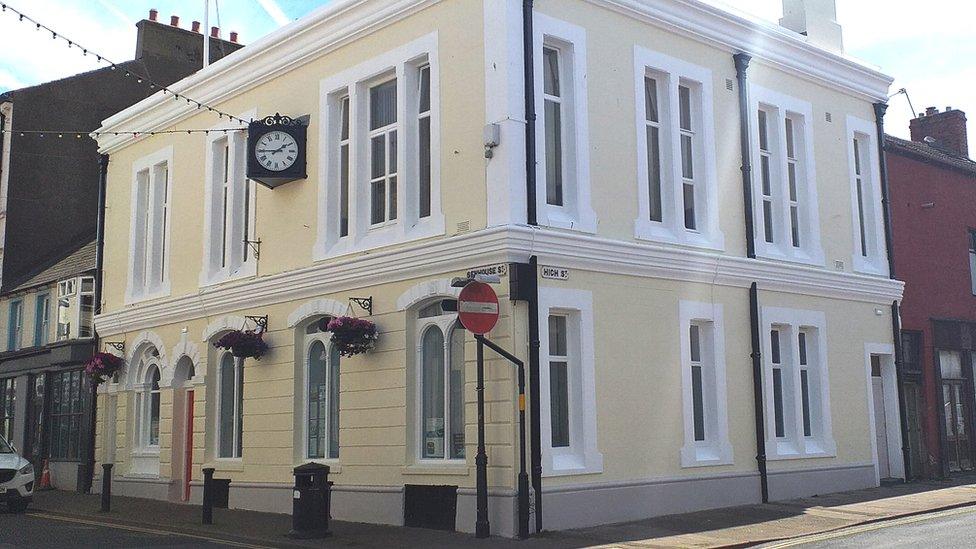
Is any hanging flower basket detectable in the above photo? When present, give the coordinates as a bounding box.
[328,316,378,357]
[214,330,269,360]
[84,352,124,384]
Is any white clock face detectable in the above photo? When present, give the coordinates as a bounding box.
[255,131,299,172]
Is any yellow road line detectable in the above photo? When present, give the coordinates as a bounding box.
[30,512,276,549]
[763,505,976,548]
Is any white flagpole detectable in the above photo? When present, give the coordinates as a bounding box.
[203,0,210,68]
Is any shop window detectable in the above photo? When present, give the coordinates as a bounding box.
[49,370,84,460]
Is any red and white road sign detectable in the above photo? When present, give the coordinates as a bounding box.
[457,281,499,335]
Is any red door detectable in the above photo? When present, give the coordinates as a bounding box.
[183,390,194,502]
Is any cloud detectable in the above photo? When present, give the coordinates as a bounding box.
[256,0,290,26]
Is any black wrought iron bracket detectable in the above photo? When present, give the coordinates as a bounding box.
[244,315,269,333]
[349,297,373,316]
[243,238,262,260]
[105,341,125,353]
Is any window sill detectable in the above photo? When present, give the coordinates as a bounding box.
[125,283,172,307]
[544,449,604,477]
[767,437,836,460]
[199,264,258,288]
[851,255,889,277]
[213,459,244,472]
[634,220,725,252]
[540,206,598,235]
[680,442,733,468]
[316,214,445,261]
[754,245,825,268]
[402,463,470,476]
[130,449,160,458]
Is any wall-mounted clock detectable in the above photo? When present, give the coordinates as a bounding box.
[247,113,309,189]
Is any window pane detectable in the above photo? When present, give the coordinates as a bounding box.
[419,66,431,113]
[329,345,341,459]
[856,178,868,257]
[798,332,808,365]
[763,201,774,243]
[788,163,798,201]
[785,117,795,158]
[791,207,800,248]
[369,79,397,130]
[548,315,567,356]
[340,96,350,141]
[422,327,445,458]
[773,367,785,438]
[543,48,560,97]
[770,329,781,364]
[419,117,431,219]
[853,138,862,175]
[236,362,244,457]
[689,324,701,363]
[371,181,386,225]
[647,126,662,222]
[389,176,398,221]
[308,341,327,459]
[549,361,570,447]
[678,85,692,131]
[683,182,696,231]
[219,353,236,458]
[644,77,658,123]
[800,369,812,437]
[760,156,771,195]
[692,365,705,441]
[758,110,769,151]
[544,99,564,206]
[149,391,160,446]
[681,135,694,179]
[449,327,465,459]
[371,136,386,179]
[339,144,350,237]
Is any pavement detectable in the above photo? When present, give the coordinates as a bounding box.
[6,475,976,548]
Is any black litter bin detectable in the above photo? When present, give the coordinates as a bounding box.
[288,463,332,539]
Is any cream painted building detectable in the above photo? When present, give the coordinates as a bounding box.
[91,0,904,536]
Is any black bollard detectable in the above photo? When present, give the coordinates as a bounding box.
[202,467,215,525]
[100,463,113,513]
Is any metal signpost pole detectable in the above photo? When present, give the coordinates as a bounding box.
[475,337,490,538]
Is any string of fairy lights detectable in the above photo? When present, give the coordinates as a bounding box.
[0,2,251,138]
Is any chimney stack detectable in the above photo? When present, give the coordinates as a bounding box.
[230,31,239,43]
[910,107,969,158]
[148,9,158,22]
[192,21,201,33]
[779,0,844,54]
[211,26,220,38]
[170,15,180,27]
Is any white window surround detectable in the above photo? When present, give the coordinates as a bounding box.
[303,330,340,462]
[748,85,824,267]
[201,109,258,287]
[538,287,602,476]
[215,350,244,461]
[126,146,173,304]
[846,116,888,276]
[634,47,723,251]
[678,301,732,467]
[414,307,466,464]
[761,306,836,460]
[316,32,444,260]
[533,13,598,234]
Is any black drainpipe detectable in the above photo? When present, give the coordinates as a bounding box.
[874,102,912,481]
[522,0,543,532]
[84,153,109,493]
[735,52,768,502]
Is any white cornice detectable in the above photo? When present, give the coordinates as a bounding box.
[94,226,903,337]
[587,0,892,101]
[95,0,442,154]
[96,0,891,154]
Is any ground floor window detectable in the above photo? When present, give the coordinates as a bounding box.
[305,321,340,460]
[218,352,244,459]
[416,301,465,461]
[49,369,84,460]
[939,350,973,472]
[0,377,14,442]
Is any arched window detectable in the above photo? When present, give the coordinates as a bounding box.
[305,319,340,459]
[133,346,162,450]
[217,351,244,459]
[416,301,465,460]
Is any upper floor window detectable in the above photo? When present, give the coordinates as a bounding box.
[317,33,444,259]
[127,147,172,302]
[846,116,887,275]
[679,301,732,467]
[750,86,823,266]
[304,320,340,460]
[762,307,835,459]
[533,14,597,233]
[7,299,22,351]
[634,47,722,250]
[203,124,256,286]
[34,292,51,347]
[56,277,94,341]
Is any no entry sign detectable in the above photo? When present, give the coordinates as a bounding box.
[457,281,499,335]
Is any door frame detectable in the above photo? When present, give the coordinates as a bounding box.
[865,343,905,483]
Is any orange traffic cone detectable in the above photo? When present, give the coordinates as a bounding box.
[38,459,52,490]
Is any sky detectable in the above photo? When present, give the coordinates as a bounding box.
[0,0,973,142]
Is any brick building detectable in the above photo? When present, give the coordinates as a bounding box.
[888,106,976,479]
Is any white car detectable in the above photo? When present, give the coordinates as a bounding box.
[0,434,33,513]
